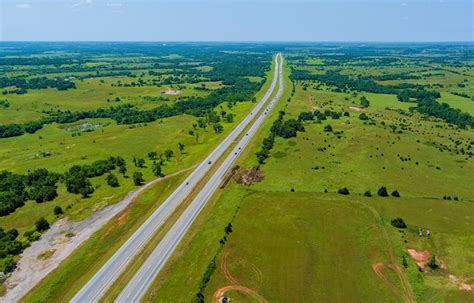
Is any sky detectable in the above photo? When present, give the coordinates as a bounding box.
[0,0,473,42]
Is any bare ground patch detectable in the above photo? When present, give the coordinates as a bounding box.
[234,167,264,185]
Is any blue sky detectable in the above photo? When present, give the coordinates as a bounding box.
[1,0,472,41]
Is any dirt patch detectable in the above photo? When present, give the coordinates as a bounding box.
[161,89,181,95]
[407,248,431,270]
[372,263,400,295]
[349,106,364,112]
[459,283,473,291]
[215,249,266,302]
[117,209,130,225]
[234,167,264,185]
[212,285,267,303]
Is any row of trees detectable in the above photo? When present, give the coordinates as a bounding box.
[64,157,126,198]
[290,69,440,100]
[0,76,76,91]
[412,98,474,129]
[0,76,259,139]
[336,186,400,198]
[256,111,306,164]
[0,169,60,216]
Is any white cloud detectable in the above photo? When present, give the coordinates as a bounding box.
[15,3,31,9]
[71,0,93,8]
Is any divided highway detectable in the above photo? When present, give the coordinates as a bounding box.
[71,54,283,303]
[116,54,284,302]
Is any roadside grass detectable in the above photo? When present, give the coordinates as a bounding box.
[98,55,280,301]
[21,171,189,303]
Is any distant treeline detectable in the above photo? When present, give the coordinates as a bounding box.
[0,76,76,92]
[290,69,440,100]
[412,99,474,128]
[0,77,262,138]
[291,69,473,129]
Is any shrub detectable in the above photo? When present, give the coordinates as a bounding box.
[35,217,50,232]
[338,187,350,195]
[378,186,389,197]
[53,206,63,215]
[390,217,407,228]
[391,190,400,197]
[133,172,144,186]
[106,173,120,187]
[323,124,333,132]
[426,255,438,270]
[359,113,369,120]
[364,190,372,197]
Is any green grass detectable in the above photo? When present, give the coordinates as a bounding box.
[21,171,189,303]
[140,58,474,302]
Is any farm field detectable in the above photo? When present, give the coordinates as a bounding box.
[142,44,474,302]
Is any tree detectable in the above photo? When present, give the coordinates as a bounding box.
[378,186,389,197]
[119,165,127,176]
[360,96,370,108]
[390,217,407,228]
[359,113,369,120]
[136,158,145,168]
[54,206,64,215]
[402,255,409,269]
[213,123,224,134]
[164,149,174,161]
[152,161,164,177]
[35,217,50,232]
[426,255,438,270]
[79,186,94,198]
[106,173,119,187]
[338,187,350,195]
[323,124,333,132]
[133,172,144,186]
[178,142,185,154]
[147,151,158,160]
[224,113,234,123]
[391,190,400,197]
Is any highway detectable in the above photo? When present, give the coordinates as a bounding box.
[71,53,283,303]
[116,54,284,302]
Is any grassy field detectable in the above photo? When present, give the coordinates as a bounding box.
[16,54,278,302]
[140,53,474,302]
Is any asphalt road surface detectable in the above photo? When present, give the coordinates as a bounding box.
[115,54,284,302]
[71,54,282,303]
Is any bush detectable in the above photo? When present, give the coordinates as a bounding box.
[426,255,438,270]
[106,173,120,187]
[378,186,389,197]
[364,190,372,197]
[0,255,16,273]
[390,217,407,228]
[133,172,144,186]
[359,113,369,120]
[323,124,333,132]
[35,217,50,232]
[24,230,41,241]
[391,190,400,197]
[53,206,63,215]
[337,187,350,195]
